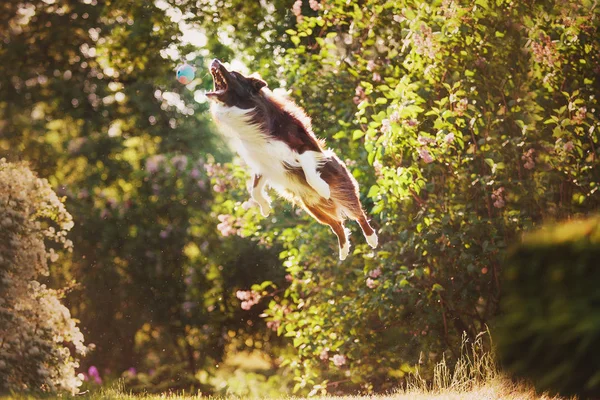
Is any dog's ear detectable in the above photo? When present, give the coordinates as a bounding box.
[248,73,267,92]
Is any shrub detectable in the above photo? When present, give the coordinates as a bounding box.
[496,216,600,398]
[0,159,87,394]
[207,0,600,394]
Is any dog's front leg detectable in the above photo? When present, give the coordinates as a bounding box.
[298,151,330,199]
[251,174,271,217]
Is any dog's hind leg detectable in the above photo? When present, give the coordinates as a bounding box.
[298,151,330,200]
[305,204,350,260]
[250,174,271,217]
[356,211,378,248]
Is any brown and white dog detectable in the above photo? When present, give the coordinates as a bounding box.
[206,59,377,260]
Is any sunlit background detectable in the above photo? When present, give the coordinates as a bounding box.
[1,0,599,398]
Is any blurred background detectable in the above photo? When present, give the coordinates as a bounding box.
[0,0,599,397]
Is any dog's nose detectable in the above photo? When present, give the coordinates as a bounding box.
[210,59,221,70]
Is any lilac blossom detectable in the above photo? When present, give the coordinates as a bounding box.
[332,354,347,367]
[418,148,434,164]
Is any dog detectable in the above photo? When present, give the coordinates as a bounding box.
[206,59,377,260]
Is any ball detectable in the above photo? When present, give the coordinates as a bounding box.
[176,64,195,84]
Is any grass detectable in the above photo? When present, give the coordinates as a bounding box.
[3,333,570,400]
[1,379,567,400]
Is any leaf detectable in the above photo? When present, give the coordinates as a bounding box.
[353,129,366,140]
[432,283,445,292]
[367,185,380,198]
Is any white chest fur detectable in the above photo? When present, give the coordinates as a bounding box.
[210,103,311,197]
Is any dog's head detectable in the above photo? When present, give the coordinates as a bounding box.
[206,59,267,108]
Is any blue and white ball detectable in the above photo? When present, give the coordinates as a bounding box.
[176,64,195,84]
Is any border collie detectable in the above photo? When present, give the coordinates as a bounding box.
[207,59,377,260]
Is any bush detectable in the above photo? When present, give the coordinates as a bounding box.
[207,0,600,394]
[0,159,87,394]
[496,216,600,398]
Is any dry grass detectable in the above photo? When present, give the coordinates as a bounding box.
[2,378,566,400]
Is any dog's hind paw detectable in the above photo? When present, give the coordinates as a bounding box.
[339,241,350,260]
[366,233,378,248]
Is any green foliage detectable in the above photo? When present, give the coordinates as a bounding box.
[0,159,87,394]
[3,0,600,396]
[0,0,284,380]
[496,216,600,398]
[198,0,600,394]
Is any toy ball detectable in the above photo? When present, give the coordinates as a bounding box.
[176,64,195,84]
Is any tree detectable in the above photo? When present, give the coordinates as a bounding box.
[0,0,283,379]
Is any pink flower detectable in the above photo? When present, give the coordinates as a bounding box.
[217,214,237,236]
[319,349,329,361]
[369,268,382,278]
[308,0,321,11]
[372,159,383,178]
[285,274,293,282]
[418,135,434,145]
[492,187,505,209]
[418,148,434,163]
[380,119,391,134]
[236,290,251,301]
[573,107,587,124]
[88,366,102,385]
[444,132,455,144]
[389,111,400,123]
[171,155,188,171]
[237,290,261,310]
[332,354,347,366]
[145,155,165,174]
[292,0,303,21]
[522,149,535,170]
[564,141,574,152]
[366,278,378,289]
[266,320,280,331]
[455,98,468,115]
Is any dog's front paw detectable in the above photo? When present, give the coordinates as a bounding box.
[258,202,271,217]
[313,179,331,200]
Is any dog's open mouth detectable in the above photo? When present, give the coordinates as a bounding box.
[207,60,228,96]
